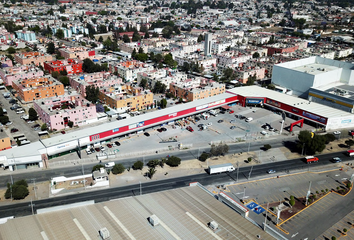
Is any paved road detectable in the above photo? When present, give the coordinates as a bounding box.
[0,151,350,218]
[0,136,295,188]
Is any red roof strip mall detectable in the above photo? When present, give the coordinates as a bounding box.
[40,86,353,158]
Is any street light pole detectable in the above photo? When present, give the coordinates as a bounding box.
[263,202,269,231]
[236,161,239,182]
[242,187,246,202]
[248,165,253,180]
[139,181,142,195]
[305,181,312,206]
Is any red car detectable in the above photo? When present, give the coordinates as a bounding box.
[107,144,113,148]
[186,126,194,132]
[229,110,234,114]
[61,131,66,134]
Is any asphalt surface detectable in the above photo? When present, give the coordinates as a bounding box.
[0,137,295,188]
[0,150,350,219]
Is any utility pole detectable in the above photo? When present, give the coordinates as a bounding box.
[29,198,34,215]
[305,181,312,206]
[236,161,239,182]
[248,165,253,180]
[31,179,37,199]
[82,164,86,190]
[263,202,269,231]
[139,181,142,195]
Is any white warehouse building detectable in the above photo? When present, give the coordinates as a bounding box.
[271,56,354,98]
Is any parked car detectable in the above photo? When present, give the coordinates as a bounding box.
[207,122,212,126]
[34,127,40,131]
[86,149,92,155]
[229,110,234,114]
[100,146,105,151]
[157,128,163,132]
[10,128,18,133]
[186,126,194,132]
[217,120,224,123]
[32,124,40,128]
[16,110,24,114]
[333,131,341,135]
[27,120,34,124]
[6,121,12,126]
[230,119,235,123]
[144,132,150,137]
[107,144,113,148]
[114,141,121,146]
[90,148,95,153]
[261,131,268,135]
[61,131,66,134]
[95,147,100,152]
[230,126,236,130]
[161,127,167,131]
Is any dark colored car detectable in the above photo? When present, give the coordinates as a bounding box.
[144,132,150,137]
[114,141,121,146]
[107,144,113,148]
[61,131,66,134]
[90,148,95,153]
[161,127,167,131]
[218,120,224,123]
[10,128,18,133]
[95,147,100,152]
[157,128,163,132]
[32,124,40,128]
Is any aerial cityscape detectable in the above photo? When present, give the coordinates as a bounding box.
[0,0,354,239]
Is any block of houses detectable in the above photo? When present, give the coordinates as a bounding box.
[69,72,123,96]
[0,132,11,152]
[59,47,96,60]
[14,52,53,67]
[170,78,225,101]
[109,60,154,82]
[0,65,44,86]
[12,75,65,102]
[44,59,83,75]
[33,94,97,131]
[98,84,154,112]
[137,68,187,90]
[0,55,13,68]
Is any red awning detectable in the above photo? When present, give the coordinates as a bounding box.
[221,105,231,110]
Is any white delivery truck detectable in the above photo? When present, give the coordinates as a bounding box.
[209,110,218,116]
[208,163,235,174]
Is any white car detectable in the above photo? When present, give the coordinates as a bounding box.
[267,169,276,174]
[6,121,12,125]
[105,162,115,168]
[207,122,212,126]
[333,131,341,135]
[261,131,268,135]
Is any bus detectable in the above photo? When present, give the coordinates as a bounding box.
[38,131,49,136]
[20,140,30,145]
[13,134,25,139]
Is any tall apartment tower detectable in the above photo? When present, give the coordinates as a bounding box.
[204,33,213,56]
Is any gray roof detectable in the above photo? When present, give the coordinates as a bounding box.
[0,185,275,240]
[41,92,235,148]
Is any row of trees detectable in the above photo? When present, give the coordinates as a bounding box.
[297,130,336,155]
[82,58,108,73]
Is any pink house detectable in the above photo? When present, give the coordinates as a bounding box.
[69,72,123,97]
[33,94,97,131]
[0,65,44,86]
[59,47,96,60]
[0,55,13,68]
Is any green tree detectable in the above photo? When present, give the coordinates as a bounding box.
[59,69,68,76]
[59,76,69,86]
[92,164,104,172]
[52,71,59,79]
[345,139,354,148]
[147,159,160,168]
[166,156,181,167]
[112,164,125,174]
[0,107,3,117]
[160,98,167,108]
[289,199,295,206]
[136,53,148,62]
[98,36,103,42]
[263,144,272,151]
[210,142,229,156]
[199,152,209,161]
[28,108,38,121]
[46,42,55,54]
[132,31,141,42]
[139,79,148,89]
[147,167,157,179]
[252,52,260,58]
[7,47,16,54]
[85,85,99,103]
[144,32,150,39]
[122,34,130,43]
[197,34,204,42]
[0,116,9,125]
[4,179,29,200]
[41,123,47,131]
[55,29,65,39]
[298,130,326,155]
[67,121,73,128]
[133,161,144,170]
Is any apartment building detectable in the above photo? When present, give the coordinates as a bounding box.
[59,47,96,60]
[0,65,44,86]
[174,54,217,70]
[33,94,97,131]
[264,43,299,56]
[217,51,253,68]
[44,59,83,75]
[99,84,154,112]
[0,133,11,152]
[14,52,53,67]
[109,60,154,82]
[12,76,65,102]
[235,66,266,84]
[119,42,150,54]
[137,68,188,90]
[170,78,225,101]
[15,30,37,42]
[70,72,123,96]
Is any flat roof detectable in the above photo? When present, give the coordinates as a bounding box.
[41,92,235,148]
[0,186,275,239]
[227,86,352,119]
[292,63,339,75]
[312,83,354,102]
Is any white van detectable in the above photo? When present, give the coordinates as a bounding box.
[105,162,115,168]
[245,117,253,122]
[16,110,24,114]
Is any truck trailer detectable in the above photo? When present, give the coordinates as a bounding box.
[208,163,235,174]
